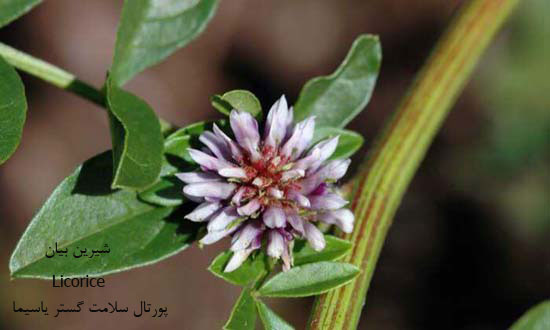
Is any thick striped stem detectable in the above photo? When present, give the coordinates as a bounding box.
[308,0,521,329]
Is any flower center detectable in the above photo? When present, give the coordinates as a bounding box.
[236,145,299,210]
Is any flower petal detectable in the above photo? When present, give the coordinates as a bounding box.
[199,131,231,161]
[267,187,283,199]
[307,136,340,172]
[175,171,222,184]
[267,230,285,258]
[280,116,315,160]
[185,202,222,222]
[188,148,234,171]
[286,213,305,235]
[287,190,311,208]
[224,248,254,273]
[218,167,248,179]
[318,159,351,181]
[231,222,263,251]
[263,206,286,228]
[237,198,262,216]
[304,222,326,251]
[318,209,355,233]
[183,182,236,200]
[281,243,293,272]
[208,206,240,231]
[230,110,261,160]
[232,186,252,205]
[264,95,290,149]
[200,225,239,245]
[281,169,305,181]
[213,123,243,161]
[309,192,348,210]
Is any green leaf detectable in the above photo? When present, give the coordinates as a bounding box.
[164,134,193,164]
[224,288,257,330]
[256,301,294,330]
[511,300,550,330]
[294,34,381,128]
[312,127,364,160]
[110,0,220,86]
[208,250,269,286]
[9,151,198,279]
[0,56,26,165]
[293,235,352,266]
[106,78,164,190]
[212,90,262,118]
[138,176,184,207]
[257,262,360,298]
[167,119,229,140]
[0,0,41,28]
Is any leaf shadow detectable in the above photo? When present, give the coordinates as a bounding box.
[164,204,204,239]
[71,151,115,196]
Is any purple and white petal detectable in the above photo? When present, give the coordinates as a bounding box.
[207,206,240,232]
[231,186,251,205]
[309,192,348,210]
[218,167,248,179]
[175,171,222,184]
[286,213,305,235]
[213,124,243,160]
[307,136,340,172]
[267,187,283,199]
[199,131,231,161]
[230,222,263,251]
[263,206,286,228]
[200,225,239,245]
[318,209,355,233]
[287,190,311,208]
[188,148,234,171]
[267,230,285,258]
[280,116,315,160]
[281,169,305,181]
[304,222,326,251]
[185,202,222,222]
[281,242,293,272]
[237,198,262,216]
[183,182,236,200]
[318,159,351,181]
[264,95,289,149]
[224,248,254,272]
[230,111,261,160]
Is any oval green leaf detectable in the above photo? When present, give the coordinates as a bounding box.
[212,90,262,118]
[224,288,257,330]
[9,151,198,279]
[294,34,381,128]
[110,0,220,86]
[511,300,550,330]
[312,127,364,160]
[0,0,41,27]
[208,250,269,286]
[293,235,352,266]
[257,261,360,298]
[256,301,295,330]
[0,56,26,165]
[106,78,164,190]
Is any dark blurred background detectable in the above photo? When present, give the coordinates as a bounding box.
[0,0,548,329]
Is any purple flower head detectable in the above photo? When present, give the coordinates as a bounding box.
[176,95,354,272]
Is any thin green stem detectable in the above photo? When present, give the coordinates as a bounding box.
[0,42,173,132]
[308,0,521,329]
[0,42,104,106]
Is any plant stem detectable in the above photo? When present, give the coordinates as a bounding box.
[308,0,520,329]
[0,42,105,106]
[0,42,173,132]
